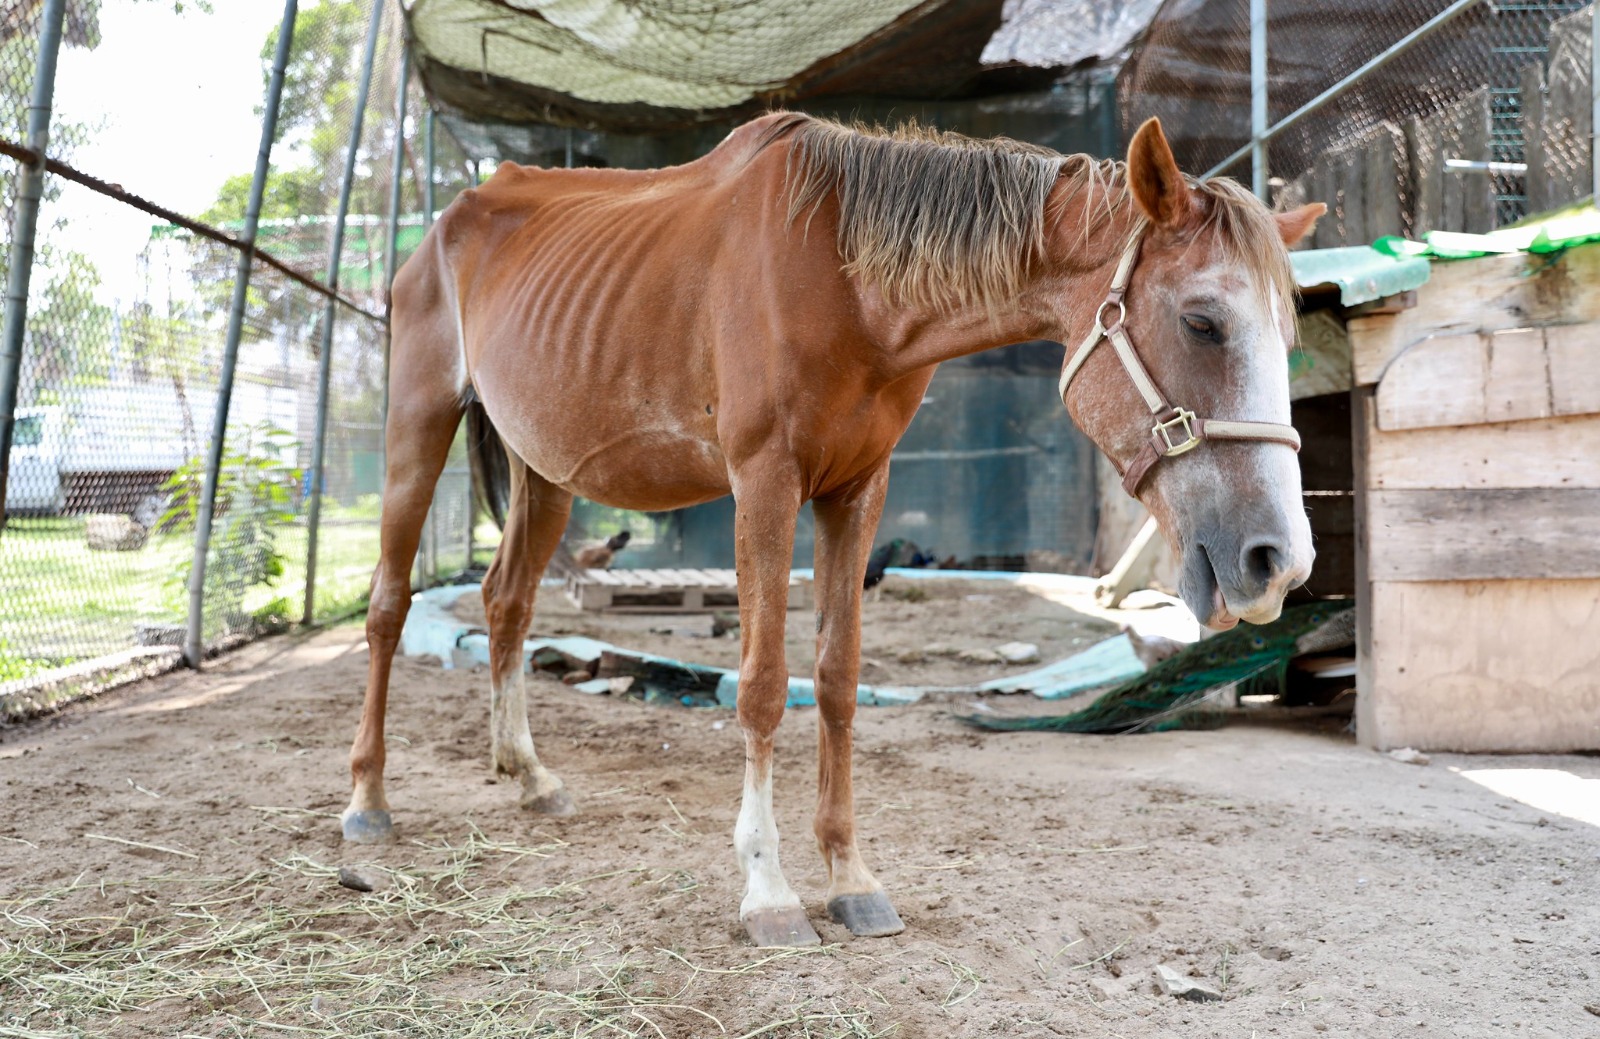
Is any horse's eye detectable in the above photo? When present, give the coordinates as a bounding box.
[1181,313,1221,343]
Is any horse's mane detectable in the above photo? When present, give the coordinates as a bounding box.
[758,113,1295,318]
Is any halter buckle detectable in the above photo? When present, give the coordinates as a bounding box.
[1153,408,1200,456]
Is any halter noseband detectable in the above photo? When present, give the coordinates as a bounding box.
[1058,223,1302,497]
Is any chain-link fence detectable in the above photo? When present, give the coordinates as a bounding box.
[1119,0,1596,241]
[0,0,486,716]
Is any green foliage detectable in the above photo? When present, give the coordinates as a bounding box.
[266,0,367,151]
[0,637,57,683]
[202,166,326,227]
[161,423,301,633]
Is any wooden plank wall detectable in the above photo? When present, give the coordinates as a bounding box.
[1285,123,1408,248]
[1280,8,1589,242]
[1348,245,1600,751]
[1408,87,1494,236]
[1523,6,1591,215]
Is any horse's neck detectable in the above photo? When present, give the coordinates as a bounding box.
[864,202,1141,376]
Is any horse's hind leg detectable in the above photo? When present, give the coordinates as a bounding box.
[811,465,904,937]
[342,362,461,842]
[482,457,575,813]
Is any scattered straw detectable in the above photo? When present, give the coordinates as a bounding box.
[0,827,896,1039]
[125,779,162,799]
[81,833,199,859]
[1030,843,1149,857]
[1070,936,1131,971]
[936,955,982,1010]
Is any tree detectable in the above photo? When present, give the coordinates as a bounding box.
[0,1,112,408]
[194,0,477,329]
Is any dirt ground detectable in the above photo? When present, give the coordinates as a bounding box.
[450,575,1126,688]
[2,612,1598,1038]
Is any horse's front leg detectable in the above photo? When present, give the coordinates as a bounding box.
[730,469,819,947]
[811,464,905,937]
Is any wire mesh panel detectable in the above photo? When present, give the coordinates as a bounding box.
[1524,5,1595,212]
[0,0,429,698]
[1118,0,1594,236]
[0,177,213,677]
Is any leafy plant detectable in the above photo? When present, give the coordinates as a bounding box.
[161,423,301,634]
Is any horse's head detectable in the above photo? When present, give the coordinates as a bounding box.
[1059,118,1325,630]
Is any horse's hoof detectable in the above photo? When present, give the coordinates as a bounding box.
[743,907,822,948]
[524,786,577,816]
[828,891,905,938]
[341,809,394,843]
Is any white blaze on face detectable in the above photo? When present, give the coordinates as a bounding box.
[1152,255,1313,623]
[1213,258,1314,615]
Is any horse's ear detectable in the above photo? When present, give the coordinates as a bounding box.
[1275,202,1326,246]
[1126,118,1194,228]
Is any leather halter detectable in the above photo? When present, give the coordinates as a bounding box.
[1058,223,1302,497]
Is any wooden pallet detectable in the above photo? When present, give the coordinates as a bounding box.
[563,567,813,613]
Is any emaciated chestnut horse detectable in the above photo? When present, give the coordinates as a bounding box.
[346,113,1324,947]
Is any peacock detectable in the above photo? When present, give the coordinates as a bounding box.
[962,599,1355,734]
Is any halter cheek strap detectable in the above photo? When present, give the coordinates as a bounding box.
[1058,223,1302,497]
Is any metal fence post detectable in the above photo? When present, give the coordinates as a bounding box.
[383,48,409,319]
[0,0,67,527]
[1250,0,1268,199]
[182,0,298,667]
[1591,0,1599,199]
[421,108,440,583]
[424,110,436,226]
[303,0,386,625]
[379,45,408,512]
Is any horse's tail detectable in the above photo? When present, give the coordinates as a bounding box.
[465,398,509,532]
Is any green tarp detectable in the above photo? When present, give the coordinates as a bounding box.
[1373,201,1600,261]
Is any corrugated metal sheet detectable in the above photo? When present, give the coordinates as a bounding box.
[1291,246,1433,306]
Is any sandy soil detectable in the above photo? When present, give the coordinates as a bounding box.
[2,621,1598,1038]
[449,575,1125,688]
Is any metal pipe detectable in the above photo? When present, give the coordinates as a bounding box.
[382,47,409,316]
[422,108,438,583]
[1445,158,1528,173]
[424,109,436,228]
[1250,0,1268,199]
[0,0,68,528]
[182,0,298,667]
[1592,0,1599,199]
[379,45,409,489]
[1205,0,1485,178]
[0,135,384,320]
[303,0,386,625]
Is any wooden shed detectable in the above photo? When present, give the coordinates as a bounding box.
[1343,234,1600,753]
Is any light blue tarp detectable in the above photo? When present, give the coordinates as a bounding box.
[400,579,1148,707]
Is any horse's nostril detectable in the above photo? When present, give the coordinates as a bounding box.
[1241,541,1286,591]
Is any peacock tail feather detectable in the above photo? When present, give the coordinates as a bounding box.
[962,599,1355,734]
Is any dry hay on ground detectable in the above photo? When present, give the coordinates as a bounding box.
[1,620,1597,1038]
